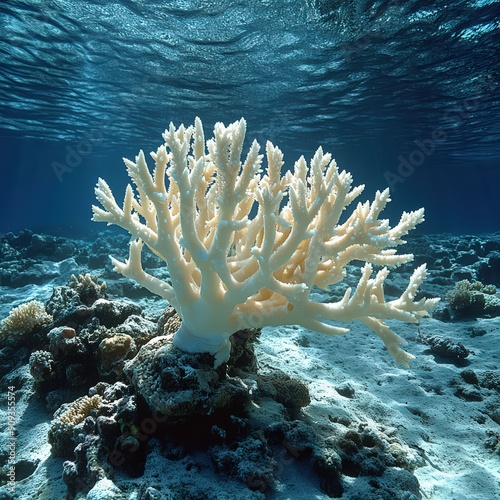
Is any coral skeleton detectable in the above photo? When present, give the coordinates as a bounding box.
[92,118,438,366]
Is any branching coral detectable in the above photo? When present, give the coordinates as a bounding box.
[0,300,52,346]
[446,279,499,318]
[92,118,438,366]
[48,394,102,456]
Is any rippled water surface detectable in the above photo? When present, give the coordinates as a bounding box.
[1,0,499,232]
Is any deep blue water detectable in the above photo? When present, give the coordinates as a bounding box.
[1,0,499,235]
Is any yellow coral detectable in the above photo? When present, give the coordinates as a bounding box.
[48,394,103,456]
[0,300,52,346]
[56,394,103,427]
[97,334,136,376]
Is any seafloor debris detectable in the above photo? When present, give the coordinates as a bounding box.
[417,330,470,361]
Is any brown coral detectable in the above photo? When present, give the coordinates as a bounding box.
[97,333,136,377]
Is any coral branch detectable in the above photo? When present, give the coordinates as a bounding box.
[92,118,438,366]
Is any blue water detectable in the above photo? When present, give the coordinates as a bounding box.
[1,0,499,234]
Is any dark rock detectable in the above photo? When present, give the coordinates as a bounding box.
[418,331,470,361]
[460,369,479,385]
[478,251,500,286]
[312,448,343,498]
[478,371,500,392]
[124,336,250,419]
[91,299,142,328]
[211,430,276,492]
[257,371,310,409]
[456,251,478,265]
[14,458,39,481]
[336,382,356,399]
[454,385,483,401]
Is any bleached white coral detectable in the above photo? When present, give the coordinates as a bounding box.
[92,118,438,366]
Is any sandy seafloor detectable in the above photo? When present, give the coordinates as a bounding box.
[0,229,499,500]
